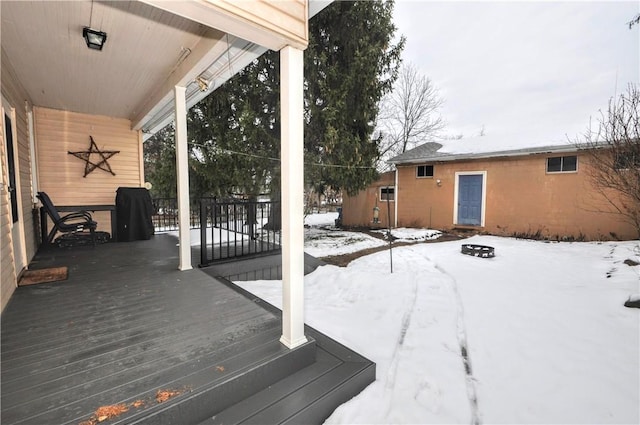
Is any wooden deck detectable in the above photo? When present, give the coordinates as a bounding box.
[199,239,281,266]
[1,235,374,425]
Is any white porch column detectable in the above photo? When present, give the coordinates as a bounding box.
[174,85,192,271]
[279,46,307,349]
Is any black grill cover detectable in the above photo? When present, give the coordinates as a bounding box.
[116,187,154,242]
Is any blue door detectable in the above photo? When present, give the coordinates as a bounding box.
[458,175,483,225]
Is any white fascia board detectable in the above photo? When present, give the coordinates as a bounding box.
[140,0,294,50]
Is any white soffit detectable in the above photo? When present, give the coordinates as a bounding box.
[138,0,332,139]
[135,35,265,136]
[0,1,212,120]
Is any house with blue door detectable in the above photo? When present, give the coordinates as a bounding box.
[343,136,638,241]
[455,173,484,226]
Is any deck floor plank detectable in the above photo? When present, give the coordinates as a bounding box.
[2,234,374,425]
[1,236,285,425]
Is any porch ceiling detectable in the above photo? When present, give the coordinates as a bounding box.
[1,1,329,137]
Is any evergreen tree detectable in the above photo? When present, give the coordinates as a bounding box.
[187,51,280,199]
[305,0,404,195]
[144,126,177,198]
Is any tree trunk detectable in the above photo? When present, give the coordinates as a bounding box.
[263,194,281,231]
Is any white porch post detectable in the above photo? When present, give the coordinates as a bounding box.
[279,46,307,349]
[174,85,192,271]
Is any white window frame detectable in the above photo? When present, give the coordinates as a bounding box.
[453,171,487,227]
[27,109,39,204]
[2,95,28,272]
[546,155,578,174]
[380,186,395,202]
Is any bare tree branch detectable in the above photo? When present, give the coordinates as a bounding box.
[376,63,444,168]
[574,83,640,237]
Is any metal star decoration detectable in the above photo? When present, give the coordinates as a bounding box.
[68,136,120,177]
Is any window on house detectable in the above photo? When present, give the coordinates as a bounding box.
[417,165,434,178]
[380,186,395,201]
[546,155,577,173]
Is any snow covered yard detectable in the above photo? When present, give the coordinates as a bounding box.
[304,212,386,256]
[236,215,640,424]
[304,212,443,258]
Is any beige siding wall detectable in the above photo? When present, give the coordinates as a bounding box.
[393,153,637,240]
[1,51,36,312]
[34,107,143,234]
[342,171,396,228]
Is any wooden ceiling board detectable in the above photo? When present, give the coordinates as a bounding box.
[1,1,208,120]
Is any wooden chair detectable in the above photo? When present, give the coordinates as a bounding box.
[37,192,97,246]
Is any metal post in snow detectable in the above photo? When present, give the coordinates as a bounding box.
[387,191,393,274]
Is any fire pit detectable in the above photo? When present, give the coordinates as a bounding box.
[461,244,495,258]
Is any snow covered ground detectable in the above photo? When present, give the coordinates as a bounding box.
[304,227,385,257]
[304,212,443,257]
[236,214,640,424]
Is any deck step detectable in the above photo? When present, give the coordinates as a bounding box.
[200,252,324,281]
[118,337,316,425]
[199,343,376,425]
[2,329,315,425]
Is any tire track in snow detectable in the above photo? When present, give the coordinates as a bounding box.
[384,276,418,390]
[384,246,433,394]
[383,249,421,419]
[431,261,482,425]
[381,246,481,423]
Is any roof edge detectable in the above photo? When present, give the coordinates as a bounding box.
[388,143,597,165]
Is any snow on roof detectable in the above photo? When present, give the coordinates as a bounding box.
[388,133,579,164]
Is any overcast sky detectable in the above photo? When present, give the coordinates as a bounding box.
[392,1,640,144]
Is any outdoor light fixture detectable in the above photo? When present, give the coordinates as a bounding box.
[195,69,214,92]
[196,76,210,92]
[83,27,107,50]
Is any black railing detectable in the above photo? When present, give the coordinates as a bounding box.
[199,198,281,266]
[151,198,200,231]
[151,197,281,266]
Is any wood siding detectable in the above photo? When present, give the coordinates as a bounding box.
[34,107,143,234]
[1,52,36,312]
